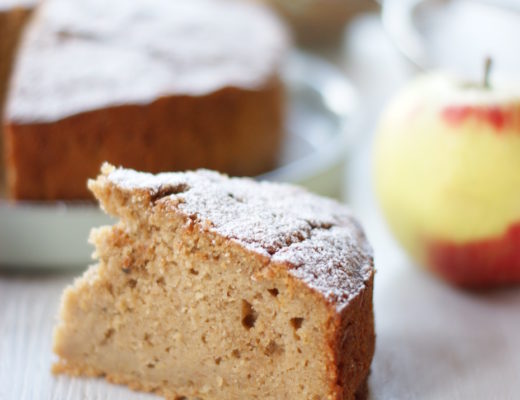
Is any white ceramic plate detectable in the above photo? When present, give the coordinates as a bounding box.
[0,51,359,269]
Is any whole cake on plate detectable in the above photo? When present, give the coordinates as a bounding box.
[53,163,375,400]
[4,0,288,200]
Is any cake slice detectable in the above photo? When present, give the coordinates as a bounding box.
[53,164,375,400]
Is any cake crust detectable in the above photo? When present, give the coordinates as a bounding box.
[53,164,375,400]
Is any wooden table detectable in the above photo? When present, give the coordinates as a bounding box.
[1,14,519,400]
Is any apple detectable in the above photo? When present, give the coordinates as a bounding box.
[373,64,520,287]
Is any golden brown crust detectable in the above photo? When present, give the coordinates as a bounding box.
[5,80,284,200]
[333,272,375,400]
[354,377,369,400]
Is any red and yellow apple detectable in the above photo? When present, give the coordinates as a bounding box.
[374,72,520,287]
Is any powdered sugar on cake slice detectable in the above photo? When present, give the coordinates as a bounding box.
[102,164,373,311]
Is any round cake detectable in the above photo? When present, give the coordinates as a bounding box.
[4,0,289,200]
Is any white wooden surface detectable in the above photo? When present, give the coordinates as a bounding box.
[1,14,520,400]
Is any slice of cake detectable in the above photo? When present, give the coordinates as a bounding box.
[4,0,288,200]
[0,0,37,190]
[53,164,375,400]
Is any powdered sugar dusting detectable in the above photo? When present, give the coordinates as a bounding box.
[273,227,373,308]
[105,166,373,311]
[7,0,288,122]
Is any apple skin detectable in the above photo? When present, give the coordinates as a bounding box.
[374,73,520,288]
[427,221,520,287]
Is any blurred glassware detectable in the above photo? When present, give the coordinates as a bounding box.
[0,51,359,269]
[264,0,378,45]
[382,0,520,80]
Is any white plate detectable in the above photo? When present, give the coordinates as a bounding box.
[0,51,359,269]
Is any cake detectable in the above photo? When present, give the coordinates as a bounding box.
[4,0,288,200]
[53,163,375,400]
[0,0,37,190]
